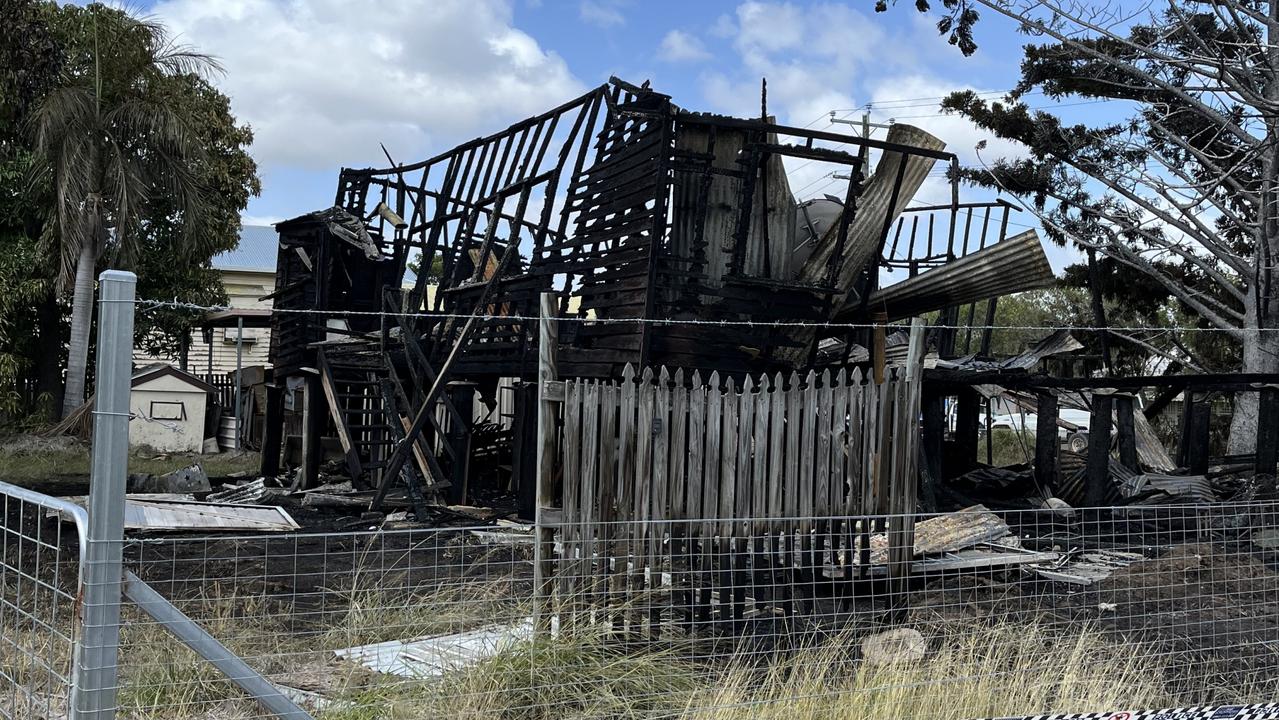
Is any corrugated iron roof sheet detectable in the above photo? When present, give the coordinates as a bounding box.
[212,226,279,272]
[865,229,1055,321]
[54,496,299,532]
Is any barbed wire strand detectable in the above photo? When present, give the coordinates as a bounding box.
[114,297,1267,335]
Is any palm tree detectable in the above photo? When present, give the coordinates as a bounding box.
[29,5,220,417]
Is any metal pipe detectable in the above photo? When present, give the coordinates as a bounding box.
[123,572,312,720]
[70,269,136,720]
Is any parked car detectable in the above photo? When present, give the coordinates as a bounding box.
[951,395,1095,452]
[978,407,1092,452]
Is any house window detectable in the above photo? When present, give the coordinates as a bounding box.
[223,327,259,344]
[149,401,186,421]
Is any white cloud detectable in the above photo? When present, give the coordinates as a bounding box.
[709,13,736,39]
[693,2,1029,208]
[152,0,584,172]
[578,0,626,28]
[658,30,711,63]
[701,2,886,125]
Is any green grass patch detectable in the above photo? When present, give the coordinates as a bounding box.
[981,428,1035,467]
[0,434,260,489]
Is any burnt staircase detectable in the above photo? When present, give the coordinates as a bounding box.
[316,345,456,508]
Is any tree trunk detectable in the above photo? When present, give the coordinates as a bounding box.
[61,242,97,418]
[1228,308,1279,454]
[1232,3,1279,456]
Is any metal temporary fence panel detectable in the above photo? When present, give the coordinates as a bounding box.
[0,482,89,720]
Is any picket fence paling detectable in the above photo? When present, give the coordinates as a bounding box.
[553,361,923,629]
[560,362,919,530]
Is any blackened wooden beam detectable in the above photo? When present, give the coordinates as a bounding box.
[924,369,1279,393]
[921,388,945,495]
[744,141,862,166]
[445,381,477,505]
[1257,387,1279,477]
[1187,393,1212,476]
[954,388,980,476]
[1143,380,1183,420]
[638,104,674,367]
[259,380,284,479]
[1177,389,1194,467]
[512,382,539,520]
[979,297,998,356]
[1086,247,1113,374]
[677,113,956,162]
[1033,391,1058,492]
[301,374,323,491]
[1114,393,1138,472]
[1085,393,1113,506]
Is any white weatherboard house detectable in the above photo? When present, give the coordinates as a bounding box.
[129,365,215,453]
[132,225,278,375]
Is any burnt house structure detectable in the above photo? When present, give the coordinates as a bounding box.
[258,77,1054,508]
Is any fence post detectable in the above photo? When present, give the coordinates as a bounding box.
[234,316,244,450]
[1085,392,1114,506]
[1033,391,1059,493]
[533,292,559,633]
[1114,393,1138,471]
[71,270,136,720]
[1255,386,1279,477]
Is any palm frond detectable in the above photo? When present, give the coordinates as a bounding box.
[26,3,233,291]
[106,96,204,163]
[30,86,99,292]
[101,132,149,258]
[133,13,224,77]
[28,85,97,149]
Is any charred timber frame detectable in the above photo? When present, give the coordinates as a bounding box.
[267,76,1066,502]
[923,369,1279,498]
[315,79,975,385]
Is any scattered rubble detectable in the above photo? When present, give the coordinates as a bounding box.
[334,618,535,678]
[128,464,212,494]
[862,628,927,666]
[206,478,285,504]
[51,495,299,532]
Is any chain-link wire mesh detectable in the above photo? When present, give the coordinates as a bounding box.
[66,501,1279,720]
[0,486,86,720]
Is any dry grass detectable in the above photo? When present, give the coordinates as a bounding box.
[303,617,1183,720]
[116,589,284,719]
[682,622,1171,720]
[0,540,1241,720]
[324,579,522,649]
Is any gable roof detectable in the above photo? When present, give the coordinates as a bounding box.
[212,226,279,273]
[131,364,217,393]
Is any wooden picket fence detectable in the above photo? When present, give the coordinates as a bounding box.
[550,340,924,632]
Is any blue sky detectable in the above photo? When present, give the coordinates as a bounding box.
[142,0,1089,271]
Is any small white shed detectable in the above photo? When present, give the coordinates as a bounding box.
[129,365,215,453]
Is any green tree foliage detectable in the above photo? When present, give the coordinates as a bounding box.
[407,253,446,283]
[15,2,258,417]
[0,0,63,417]
[131,73,260,359]
[881,0,1279,449]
